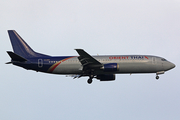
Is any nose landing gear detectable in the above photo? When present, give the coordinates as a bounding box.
[155,71,164,80]
[156,75,159,80]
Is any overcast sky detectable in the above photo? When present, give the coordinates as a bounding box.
[0,0,180,120]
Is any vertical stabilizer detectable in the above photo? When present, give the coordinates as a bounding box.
[8,30,49,58]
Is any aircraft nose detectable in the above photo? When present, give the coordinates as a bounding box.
[163,62,175,71]
[168,62,175,70]
[171,63,176,69]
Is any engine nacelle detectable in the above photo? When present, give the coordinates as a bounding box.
[97,74,115,81]
[103,63,119,72]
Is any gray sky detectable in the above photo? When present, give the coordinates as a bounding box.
[0,0,180,120]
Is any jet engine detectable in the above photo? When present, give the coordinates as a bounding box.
[103,63,119,72]
[96,74,115,81]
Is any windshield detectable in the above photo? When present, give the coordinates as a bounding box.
[161,58,167,61]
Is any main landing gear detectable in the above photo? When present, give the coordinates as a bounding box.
[87,78,93,84]
[156,75,159,80]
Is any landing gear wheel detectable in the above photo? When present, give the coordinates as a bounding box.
[156,76,159,80]
[87,79,92,84]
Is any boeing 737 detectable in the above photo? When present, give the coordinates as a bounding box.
[6,30,175,84]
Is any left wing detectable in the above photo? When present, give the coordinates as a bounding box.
[75,49,102,69]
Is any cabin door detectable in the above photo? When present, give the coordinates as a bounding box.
[152,57,156,64]
[38,59,43,68]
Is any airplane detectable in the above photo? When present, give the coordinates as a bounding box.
[6,30,175,84]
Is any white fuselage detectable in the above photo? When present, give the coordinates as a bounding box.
[50,55,174,75]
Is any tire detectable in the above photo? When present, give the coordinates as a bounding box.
[87,79,92,84]
[156,76,159,80]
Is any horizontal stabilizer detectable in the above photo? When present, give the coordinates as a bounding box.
[5,62,12,64]
[7,51,27,62]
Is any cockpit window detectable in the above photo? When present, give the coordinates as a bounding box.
[161,58,167,61]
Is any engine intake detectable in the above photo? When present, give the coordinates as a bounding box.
[103,63,119,72]
[97,74,115,81]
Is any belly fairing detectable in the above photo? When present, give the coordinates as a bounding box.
[53,63,82,74]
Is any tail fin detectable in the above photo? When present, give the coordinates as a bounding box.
[8,30,49,58]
